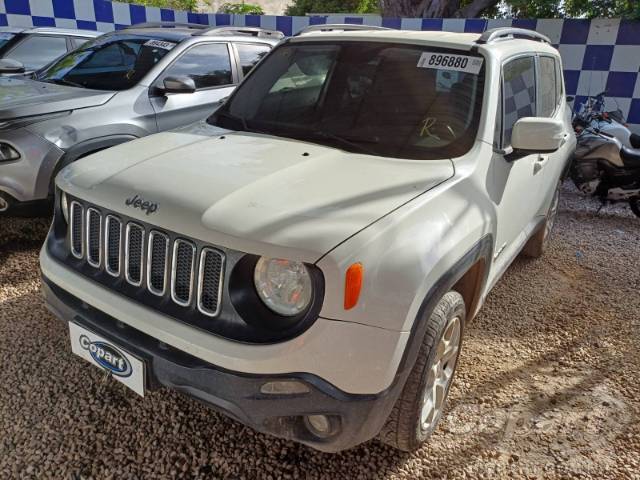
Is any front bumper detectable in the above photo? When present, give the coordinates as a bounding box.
[0,127,63,205]
[42,277,401,452]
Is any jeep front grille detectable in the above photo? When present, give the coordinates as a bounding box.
[70,201,83,258]
[105,215,121,276]
[68,203,225,316]
[125,223,144,286]
[86,208,102,267]
[147,231,169,295]
[198,248,225,317]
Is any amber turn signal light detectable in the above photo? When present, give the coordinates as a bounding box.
[344,263,363,310]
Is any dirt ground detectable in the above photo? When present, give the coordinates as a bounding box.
[0,184,638,479]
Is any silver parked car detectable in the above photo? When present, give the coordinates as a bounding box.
[0,27,100,75]
[0,22,281,214]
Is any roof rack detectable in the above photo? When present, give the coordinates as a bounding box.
[476,27,551,45]
[195,26,284,39]
[295,24,391,36]
[122,22,209,30]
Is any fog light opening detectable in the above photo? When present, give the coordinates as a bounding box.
[304,414,336,439]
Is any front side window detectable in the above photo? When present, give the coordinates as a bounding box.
[502,56,536,147]
[38,34,175,90]
[538,56,557,117]
[212,42,485,160]
[156,43,232,90]
[10,35,68,70]
[236,43,271,76]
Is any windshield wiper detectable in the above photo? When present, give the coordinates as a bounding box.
[44,78,84,88]
[304,130,380,156]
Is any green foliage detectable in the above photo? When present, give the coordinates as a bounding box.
[219,2,265,14]
[118,0,199,11]
[285,0,379,16]
[564,0,639,19]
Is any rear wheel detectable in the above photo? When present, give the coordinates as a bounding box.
[379,291,465,451]
[630,197,640,218]
[522,181,561,258]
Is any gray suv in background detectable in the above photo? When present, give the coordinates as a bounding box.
[0,22,281,214]
[0,27,100,75]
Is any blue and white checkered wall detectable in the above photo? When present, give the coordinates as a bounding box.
[2,1,640,130]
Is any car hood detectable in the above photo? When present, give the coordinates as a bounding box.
[0,77,115,120]
[59,125,454,262]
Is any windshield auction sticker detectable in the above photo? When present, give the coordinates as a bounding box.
[417,52,483,74]
[144,39,176,50]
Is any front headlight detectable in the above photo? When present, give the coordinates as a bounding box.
[0,143,20,162]
[254,257,313,316]
[60,191,69,224]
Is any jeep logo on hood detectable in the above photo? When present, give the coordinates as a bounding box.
[125,194,158,215]
[79,335,132,377]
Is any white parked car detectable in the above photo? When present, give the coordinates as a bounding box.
[40,26,575,452]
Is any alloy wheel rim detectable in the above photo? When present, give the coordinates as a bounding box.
[0,197,8,212]
[420,316,461,432]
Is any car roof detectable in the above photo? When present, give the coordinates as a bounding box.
[291,28,560,58]
[118,23,283,45]
[291,30,482,49]
[0,26,101,37]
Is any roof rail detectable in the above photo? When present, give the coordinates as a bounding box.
[476,27,551,45]
[122,22,208,30]
[295,24,391,36]
[195,26,285,39]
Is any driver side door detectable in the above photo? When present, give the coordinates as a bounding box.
[149,43,238,131]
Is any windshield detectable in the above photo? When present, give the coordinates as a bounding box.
[37,34,177,90]
[211,41,485,160]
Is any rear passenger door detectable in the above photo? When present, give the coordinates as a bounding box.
[491,55,548,262]
[150,43,238,131]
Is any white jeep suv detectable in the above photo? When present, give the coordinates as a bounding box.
[40,26,575,452]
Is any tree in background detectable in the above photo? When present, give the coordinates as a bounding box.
[286,0,379,16]
[286,0,640,18]
[219,2,265,14]
[119,0,200,11]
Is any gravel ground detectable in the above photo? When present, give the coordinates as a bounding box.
[1,184,639,479]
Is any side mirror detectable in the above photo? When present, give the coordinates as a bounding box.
[0,58,25,74]
[511,117,566,153]
[566,95,575,103]
[161,75,196,94]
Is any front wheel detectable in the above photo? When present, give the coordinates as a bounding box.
[630,197,640,218]
[378,291,465,451]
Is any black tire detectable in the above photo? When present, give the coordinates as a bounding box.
[378,291,465,451]
[630,197,640,218]
[522,181,561,258]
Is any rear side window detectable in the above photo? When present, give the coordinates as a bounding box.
[158,43,233,89]
[501,56,536,147]
[236,43,270,76]
[9,35,68,70]
[538,56,557,117]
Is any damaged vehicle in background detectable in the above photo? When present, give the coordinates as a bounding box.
[0,22,281,215]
